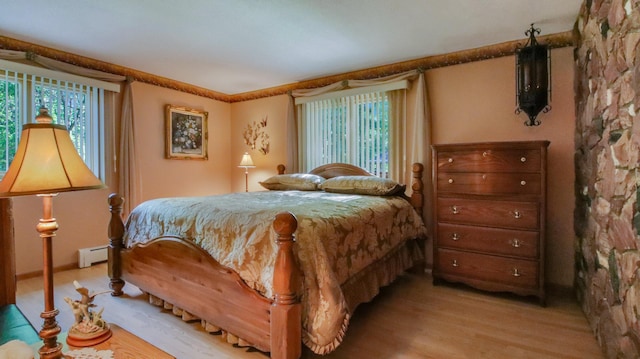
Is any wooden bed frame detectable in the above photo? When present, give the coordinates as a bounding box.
[107,163,425,359]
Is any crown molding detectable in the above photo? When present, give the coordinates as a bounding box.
[0,31,573,104]
[230,31,574,102]
[0,35,231,102]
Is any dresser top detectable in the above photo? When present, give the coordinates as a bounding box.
[432,140,550,150]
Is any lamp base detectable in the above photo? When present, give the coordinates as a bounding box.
[38,342,63,359]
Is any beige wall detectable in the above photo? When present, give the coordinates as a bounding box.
[13,82,232,275]
[427,47,576,286]
[14,46,576,288]
[13,188,113,275]
[229,47,576,287]
[130,82,232,201]
[230,95,290,193]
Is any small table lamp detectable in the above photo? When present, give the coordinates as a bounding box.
[0,107,105,359]
[238,152,255,192]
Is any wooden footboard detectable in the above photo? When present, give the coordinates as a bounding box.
[107,195,301,359]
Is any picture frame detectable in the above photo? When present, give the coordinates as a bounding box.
[165,105,208,160]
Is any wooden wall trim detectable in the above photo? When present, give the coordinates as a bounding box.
[231,31,574,102]
[0,31,574,104]
[0,36,232,103]
[0,198,16,305]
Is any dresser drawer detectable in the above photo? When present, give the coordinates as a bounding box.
[436,249,538,288]
[437,223,539,258]
[437,197,539,230]
[436,148,541,173]
[436,172,541,196]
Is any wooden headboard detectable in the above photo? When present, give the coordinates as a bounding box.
[277,163,372,178]
[308,163,372,178]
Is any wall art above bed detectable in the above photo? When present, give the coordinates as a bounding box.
[165,104,208,160]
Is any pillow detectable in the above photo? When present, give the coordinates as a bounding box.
[259,173,325,191]
[319,175,405,196]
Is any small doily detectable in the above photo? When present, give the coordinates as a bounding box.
[64,348,114,359]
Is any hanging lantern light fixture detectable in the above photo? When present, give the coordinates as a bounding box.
[515,24,551,126]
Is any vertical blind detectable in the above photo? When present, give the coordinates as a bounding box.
[0,68,105,179]
[300,91,389,177]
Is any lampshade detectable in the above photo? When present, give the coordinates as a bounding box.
[238,152,255,168]
[0,108,105,197]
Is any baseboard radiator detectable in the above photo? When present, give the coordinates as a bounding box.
[78,245,109,268]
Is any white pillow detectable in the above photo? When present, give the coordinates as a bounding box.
[259,173,325,191]
[319,176,405,196]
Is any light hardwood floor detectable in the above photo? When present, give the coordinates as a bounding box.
[17,263,603,359]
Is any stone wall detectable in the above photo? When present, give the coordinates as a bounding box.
[574,0,640,357]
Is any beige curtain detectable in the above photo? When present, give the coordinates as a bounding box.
[411,72,432,226]
[118,80,141,216]
[288,69,430,190]
[387,89,406,182]
[0,50,140,216]
[286,94,299,173]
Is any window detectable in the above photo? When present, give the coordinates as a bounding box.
[0,60,118,180]
[296,81,408,178]
[299,92,389,177]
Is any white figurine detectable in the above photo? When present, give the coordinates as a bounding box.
[64,280,112,345]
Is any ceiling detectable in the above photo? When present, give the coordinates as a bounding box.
[1,0,582,95]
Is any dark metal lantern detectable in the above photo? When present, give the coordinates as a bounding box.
[515,24,551,126]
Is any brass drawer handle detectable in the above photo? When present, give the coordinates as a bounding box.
[520,180,526,186]
[512,268,521,277]
[448,178,454,184]
[521,157,527,163]
[448,158,454,163]
[511,238,521,248]
[452,259,459,267]
[513,210,521,219]
[451,233,460,241]
[451,205,459,214]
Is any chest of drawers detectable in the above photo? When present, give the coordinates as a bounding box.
[431,141,549,305]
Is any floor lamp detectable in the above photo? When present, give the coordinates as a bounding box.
[0,107,105,358]
[238,152,255,192]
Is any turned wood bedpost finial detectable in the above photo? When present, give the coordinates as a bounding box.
[271,211,302,359]
[277,164,286,175]
[411,163,424,216]
[108,193,125,296]
[272,212,300,304]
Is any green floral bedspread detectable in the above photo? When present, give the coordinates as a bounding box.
[124,190,427,353]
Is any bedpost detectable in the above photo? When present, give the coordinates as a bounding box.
[277,164,286,175]
[271,212,301,359]
[108,193,125,296]
[411,163,424,216]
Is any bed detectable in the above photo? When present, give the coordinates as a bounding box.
[107,163,427,359]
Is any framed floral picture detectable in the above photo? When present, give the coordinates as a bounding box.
[165,105,208,160]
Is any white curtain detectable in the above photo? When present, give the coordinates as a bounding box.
[288,69,430,192]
